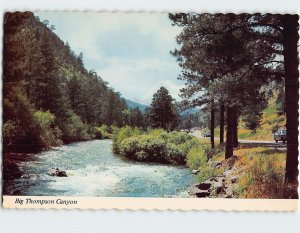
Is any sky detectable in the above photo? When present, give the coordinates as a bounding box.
[36,12,184,105]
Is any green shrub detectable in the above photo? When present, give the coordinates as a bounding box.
[59,113,91,142]
[186,144,224,183]
[136,150,149,160]
[3,120,23,148]
[148,128,166,137]
[34,110,55,127]
[3,93,43,152]
[112,126,142,153]
[167,131,194,144]
[186,145,210,170]
[95,124,112,139]
[197,166,223,183]
[119,136,141,158]
[166,142,185,164]
[113,126,202,165]
[34,110,63,147]
[179,138,201,155]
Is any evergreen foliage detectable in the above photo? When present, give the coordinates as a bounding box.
[148,86,179,130]
[3,12,128,151]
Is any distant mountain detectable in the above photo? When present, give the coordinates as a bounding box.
[125,99,148,112]
[179,107,200,116]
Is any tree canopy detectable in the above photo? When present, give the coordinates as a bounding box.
[148,87,179,130]
[170,13,298,195]
[3,12,129,151]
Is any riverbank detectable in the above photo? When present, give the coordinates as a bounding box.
[4,127,288,198]
[188,144,287,198]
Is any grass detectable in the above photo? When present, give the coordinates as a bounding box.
[198,137,221,146]
[238,128,254,139]
[197,166,224,183]
[231,145,286,198]
[239,96,286,141]
[186,142,225,183]
[192,95,288,198]
[191,133,288,198]
[214,127,220,138]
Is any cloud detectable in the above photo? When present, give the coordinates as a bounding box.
[36,12,183,104]
[96,57,182,104]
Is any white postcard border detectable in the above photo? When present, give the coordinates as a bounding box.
[2,196,298,211]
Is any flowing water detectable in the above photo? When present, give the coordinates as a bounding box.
[3,140,196,197]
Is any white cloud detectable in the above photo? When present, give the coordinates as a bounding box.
[96,57,182,103]
[36,12,183,104]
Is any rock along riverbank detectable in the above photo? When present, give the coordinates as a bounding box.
[188,156,240,198]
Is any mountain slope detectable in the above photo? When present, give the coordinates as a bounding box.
[125,99,148,112]
[3,12,127,152]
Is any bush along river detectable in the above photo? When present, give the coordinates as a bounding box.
[3,140,196,197]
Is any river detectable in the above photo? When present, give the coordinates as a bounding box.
[3,140,196,197]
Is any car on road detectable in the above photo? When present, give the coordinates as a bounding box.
[203,131,211,138]
[273,129,287,143]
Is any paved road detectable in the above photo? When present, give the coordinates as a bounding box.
[191,130,287,151]
[239,139,287,151]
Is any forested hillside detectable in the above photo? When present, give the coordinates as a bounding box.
[125,99,148,112]
[3,12,128,152]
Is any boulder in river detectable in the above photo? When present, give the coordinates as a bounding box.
[21,174,39,179]
[47,168,67,177]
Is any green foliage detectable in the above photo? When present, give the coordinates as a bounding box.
[59,113,91,143]
[233,153,286,198]
[3,91,42,151]
[197,166,223,184]
[95,125,112,139]
[112,126,143,154]
[238,94,286,140]
[3,12,129,152]
[130,107,144,128]
[33,111,63,147]
[3,120,20,148]
[113,127,201,165]
[186,146,210,170]
[186,144,224,183]
[186,144,223,183]
[148,86,179,130]
[34,110,56,127]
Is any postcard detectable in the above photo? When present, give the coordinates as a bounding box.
[2,12,298,210]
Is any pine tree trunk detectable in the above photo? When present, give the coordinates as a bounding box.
[282,15,299,198]
[225,106,234,159]
[210,104,215,148]
[232,108,239,148]
[220,103,225,144]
